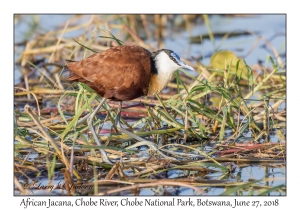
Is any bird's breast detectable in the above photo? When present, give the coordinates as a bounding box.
[147,71,174,95]
[148,74,160,95]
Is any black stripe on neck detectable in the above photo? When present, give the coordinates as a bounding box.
[150,56,158,74]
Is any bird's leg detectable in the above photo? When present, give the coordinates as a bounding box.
[114,101,123,128]
[114,101,149,142]
[113,101,122,133]
[77,112,90,126]
[86,98,113,165]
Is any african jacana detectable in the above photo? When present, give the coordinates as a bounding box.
[66,45,195,164]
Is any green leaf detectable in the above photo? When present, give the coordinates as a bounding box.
[219,106,228,142]
[60,93,98,140]
[98,29,124,46]
[72,38,98,53]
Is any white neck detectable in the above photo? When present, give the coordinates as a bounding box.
[148,51,179,95]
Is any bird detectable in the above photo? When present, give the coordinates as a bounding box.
[65,45,195,164]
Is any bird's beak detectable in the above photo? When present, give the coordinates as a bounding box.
[178,59,195,72]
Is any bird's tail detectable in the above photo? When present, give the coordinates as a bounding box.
[64,59,79,81]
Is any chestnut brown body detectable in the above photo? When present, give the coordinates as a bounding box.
[66,45,154,101]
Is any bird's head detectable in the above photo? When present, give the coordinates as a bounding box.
[152,49,195,74]
[147,49,195,95]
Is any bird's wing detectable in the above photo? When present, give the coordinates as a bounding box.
[66,45,152,90]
